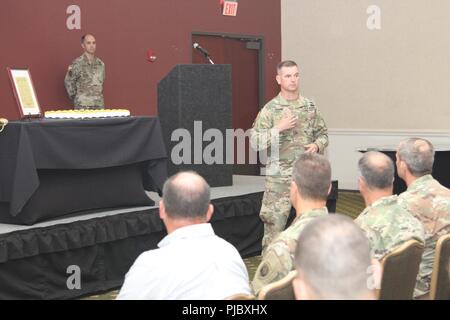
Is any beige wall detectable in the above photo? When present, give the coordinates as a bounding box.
[282,0,450,130]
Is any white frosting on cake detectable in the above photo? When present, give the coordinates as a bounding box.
[45,109,130,119]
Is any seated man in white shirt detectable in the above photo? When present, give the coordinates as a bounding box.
[117,171,251,300]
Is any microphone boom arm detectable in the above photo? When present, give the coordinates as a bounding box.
[193,43,215,64]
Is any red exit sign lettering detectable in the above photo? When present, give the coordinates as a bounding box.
[223,1,238,17]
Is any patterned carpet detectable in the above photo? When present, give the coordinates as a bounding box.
[83,191,365,300]
[335,191,366,220]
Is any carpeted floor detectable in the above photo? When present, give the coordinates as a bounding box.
[83,190,365,300]
[335,191,366,220]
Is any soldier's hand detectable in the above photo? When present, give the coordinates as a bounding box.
[275,114,297,132]
[67,66,72,71]
[304,143,319,153]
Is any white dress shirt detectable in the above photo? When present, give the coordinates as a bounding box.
[117,223,251,300]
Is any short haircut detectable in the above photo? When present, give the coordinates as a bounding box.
[81,34,94,43]
[294,214,372,299]
[277,60,298,73]
[397,138,435,177]
[292,153,331,201]
[358,151,394,190]
[162,171,210,219]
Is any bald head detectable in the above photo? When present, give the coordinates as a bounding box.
[162,171,210,219]
[358,151,394,190]
[294,214,373,299]
[397,138,435,177]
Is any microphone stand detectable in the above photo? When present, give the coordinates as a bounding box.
[194,43,215,64]
[204,53,215,65]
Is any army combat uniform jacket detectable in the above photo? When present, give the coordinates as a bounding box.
[252,207,328,295]
[250,93,328,177]
[398,175,450,297]
[249,94,329,253]
[64,54,105,109]
[355,194,425,261]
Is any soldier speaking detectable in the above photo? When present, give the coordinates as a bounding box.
[250,60,329,254]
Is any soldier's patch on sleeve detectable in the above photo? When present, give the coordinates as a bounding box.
[259,262,270,278]
[255,247,289,282]
[252,259,277,294]
[252,247,293,294]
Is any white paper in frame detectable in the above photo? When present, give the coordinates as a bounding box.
[7,68,41,118]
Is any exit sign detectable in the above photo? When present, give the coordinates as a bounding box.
[223,1,238,17]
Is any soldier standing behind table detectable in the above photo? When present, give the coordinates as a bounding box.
[64,34,105,109]
[250,60,328,254]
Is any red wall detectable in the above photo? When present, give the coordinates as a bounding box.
[0,0,281,120]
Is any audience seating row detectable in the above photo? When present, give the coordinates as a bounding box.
[227,234,450,300]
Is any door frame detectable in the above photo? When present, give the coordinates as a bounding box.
[190,31,265,108]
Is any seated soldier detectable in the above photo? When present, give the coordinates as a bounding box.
[252,153,331,294]
[355,151,424,260]
[396,138,450,298]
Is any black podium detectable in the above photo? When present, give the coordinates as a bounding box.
[158,64,233,187]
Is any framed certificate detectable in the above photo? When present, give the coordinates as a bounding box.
[7,68,42,118]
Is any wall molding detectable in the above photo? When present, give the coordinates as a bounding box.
[328,128,450,137]
[327,129,450,191]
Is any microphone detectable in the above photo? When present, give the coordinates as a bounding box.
[193,43,210,57]
[0,117,8,133]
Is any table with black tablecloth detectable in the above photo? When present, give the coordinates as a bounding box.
[0,116,168,225]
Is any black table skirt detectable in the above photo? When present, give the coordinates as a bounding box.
[0,192,264,299]
[0,117,168,225]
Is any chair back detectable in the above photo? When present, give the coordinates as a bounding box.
[430,234,450,300]
[379,239,424,300]
[257,270,297,300]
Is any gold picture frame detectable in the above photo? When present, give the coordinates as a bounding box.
[7,67,41,118]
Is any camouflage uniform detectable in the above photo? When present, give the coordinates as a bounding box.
[251,207,328,294]
[355,195,425,261]
[397,175,450,298]
[64,53,105,109]
[250,94,328,253]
